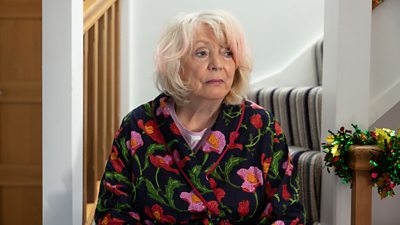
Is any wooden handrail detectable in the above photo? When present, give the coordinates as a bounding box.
[84,0,116,33]
[348,145,383,225]
[83,1,120,224]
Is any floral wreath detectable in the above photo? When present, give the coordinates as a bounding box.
[322,124,400,199]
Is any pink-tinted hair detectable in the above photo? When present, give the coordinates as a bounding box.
[155,10,252,105]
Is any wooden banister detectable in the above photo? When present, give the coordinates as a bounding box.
[83,0,120,224]
[348,145,383,225]
[84,0,117,33]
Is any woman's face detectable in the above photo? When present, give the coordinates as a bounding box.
[180,24,236,104]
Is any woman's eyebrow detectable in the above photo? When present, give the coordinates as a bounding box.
[193,40,210,46]
[194,40,229,49]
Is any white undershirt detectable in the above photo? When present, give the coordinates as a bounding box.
[166,99,210,153]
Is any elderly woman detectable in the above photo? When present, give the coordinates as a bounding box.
[95,10,305,225]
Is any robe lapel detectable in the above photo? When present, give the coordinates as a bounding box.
[153,94,221,215]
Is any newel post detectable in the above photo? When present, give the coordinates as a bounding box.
[348,145,383,225]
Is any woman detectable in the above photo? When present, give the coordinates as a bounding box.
[95,10,305,225]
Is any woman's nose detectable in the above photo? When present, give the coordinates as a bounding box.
[208,54,223,71]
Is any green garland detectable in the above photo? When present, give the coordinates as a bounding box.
[373,0,384,9]
[322,124,400,199]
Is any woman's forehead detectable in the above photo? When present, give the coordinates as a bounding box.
[192,24,228,47]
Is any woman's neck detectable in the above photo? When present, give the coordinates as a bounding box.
[175,98,222,132]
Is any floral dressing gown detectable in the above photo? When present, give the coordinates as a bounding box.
[95,94,305,225]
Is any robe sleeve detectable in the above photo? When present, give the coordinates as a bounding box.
[94,119,142,225]
[259,119,306,225]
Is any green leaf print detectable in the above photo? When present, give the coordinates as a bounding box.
[274,193,281,203]
[268,150,284,179]
[223,107,242,126]
[264,110,272,126]
[122,113,132,126]
[118,137,129,162]
[224,155,246,177]
[258,217,269,224]
[96,199,110,212]
[105,172,131,186]
[205,156,246,189]
[144,103,153,118]
[208,166,223,180]
[289,173,301,205]
[167,139,179,148]
[115,203,131,210]
[145,179,166,204]
[147,143,165,154]
[165,178,184,209]
[189,165,213,194]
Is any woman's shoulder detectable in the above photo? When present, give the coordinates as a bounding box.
[119,99,157,128]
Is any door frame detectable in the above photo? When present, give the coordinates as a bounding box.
[42,1,83,225]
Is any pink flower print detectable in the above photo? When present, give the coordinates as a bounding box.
[284,159,293,176]
[237,166,263,193]
[202,131,226,154]
[272,220,285,225]
[104,181,128,196]
[261,203,273,218]
[126,131,143,156]
[149,154,179,174]
[250,101,264,110]
[144,220,155,225]
[180,191,206,212]
[128,211,140,221]
[282,160,287,170]
[156,97,170,117]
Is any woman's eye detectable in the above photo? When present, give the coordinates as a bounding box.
[223,50,233,58]
[195,50,208,58]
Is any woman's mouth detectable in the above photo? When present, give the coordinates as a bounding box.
[206,79,224,84]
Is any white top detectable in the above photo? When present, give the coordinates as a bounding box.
[166,98,210,153]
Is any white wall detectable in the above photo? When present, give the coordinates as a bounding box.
[369,0,400,125]
[120,0,324,114]
[42,1,83,225]
[250,35,323,90]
